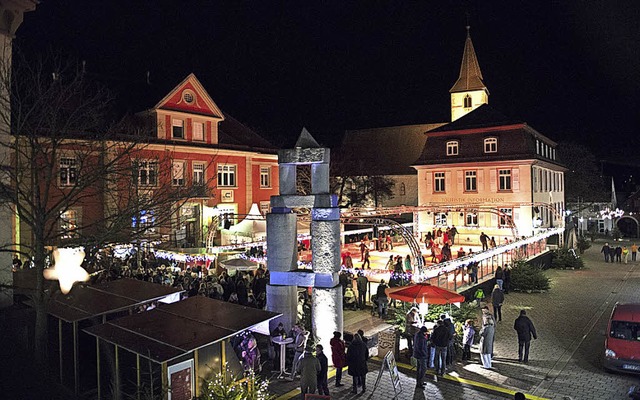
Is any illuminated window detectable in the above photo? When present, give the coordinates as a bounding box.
[435,212,447,226]
[465,212,478,226]
[463,94,472,108]
[536,139,540,155]
[59,157,77,187]
[260,166,271,188]
[172,119,184,139]
[465,170,477,192]
[172,161,185,186]
[135,160,158,186]
[193,162,205,186]
[484,137,497,153]
[498,169,512,191]
[60,209,79,239]
[217,164,236,187]
[499,208,512,227]
[446,141,459,156]
[434,172,446,192]
[447,140,458,156]
[132,209,156,235]
[193,122,204,141]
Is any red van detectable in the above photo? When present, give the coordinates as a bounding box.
[604,303,640,373]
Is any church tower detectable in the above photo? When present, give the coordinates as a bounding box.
[450,26,488,121]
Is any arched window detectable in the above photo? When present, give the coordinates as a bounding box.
[463,94,472,108]
[446,140,459,156]
[399,183,406,196]
[484,137,498,153]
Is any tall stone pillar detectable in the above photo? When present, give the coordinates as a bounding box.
[266,210,299,331]
[311,207,343,357]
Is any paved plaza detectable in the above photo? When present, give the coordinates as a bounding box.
[270,239,640,399]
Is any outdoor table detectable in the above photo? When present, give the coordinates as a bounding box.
[271,336,294,379]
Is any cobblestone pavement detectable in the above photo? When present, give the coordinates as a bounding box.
[271,239,640,399]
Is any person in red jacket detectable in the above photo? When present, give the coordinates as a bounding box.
[329,331,347,387]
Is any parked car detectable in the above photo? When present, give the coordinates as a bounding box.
[604,303,640,373]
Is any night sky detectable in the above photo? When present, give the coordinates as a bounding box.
[15,1,640,156]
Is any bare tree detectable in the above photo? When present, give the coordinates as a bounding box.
[0,51,214,381]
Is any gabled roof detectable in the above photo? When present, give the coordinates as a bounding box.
[153,73,224,119]
[218,113,276,150]
[450,26,488,94]
[429,104,521,133]
[337,123,446,175]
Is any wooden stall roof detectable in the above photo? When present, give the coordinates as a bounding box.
[46,278,184,323]
[84,296,282,363]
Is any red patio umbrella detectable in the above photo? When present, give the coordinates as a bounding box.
[386,282,465,305]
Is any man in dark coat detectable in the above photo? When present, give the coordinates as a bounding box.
[431,319,451,376]
[413,326,429,388]
[601,243,611,262]
[356,272,368,309]
[316,344,329,396]
[346,333,368,394]
[513,310,537,363]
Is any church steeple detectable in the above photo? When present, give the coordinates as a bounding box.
[450,26,489,121]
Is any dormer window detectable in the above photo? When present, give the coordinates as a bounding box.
[172,119,184,139]
[463,94,472,108]
[484,137,498,153]
[446,140,459,156]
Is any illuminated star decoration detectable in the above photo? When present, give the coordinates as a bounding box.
[44,247,89,294]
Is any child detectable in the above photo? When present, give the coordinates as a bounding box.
[462,319,475,361]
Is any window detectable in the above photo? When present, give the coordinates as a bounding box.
[193,162,205,186]
[59,157,77,187]
[434,172,445,192]
[536,139,540,155]
[399,183,406,196]
[499,208,512,227]
[463,94,472,108]
[464,170,477,192]
[484,137,497,153]
[172,161,185,186]
[446,141,459,156]
[435,212,447,226]
[193,122,204,141]
[217,164,236,187]
[465,212,478,226]
[135,160,158,186]
[60,209,79,239]
[610,321,640,341]
[132,209,156,235]
[172,119,184,139]
[260,166,271,188]
[498,169,512,191]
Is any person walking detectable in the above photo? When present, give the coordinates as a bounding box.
[346,333,369,394]
[315,344,330,396]
[413,326,430,388]
[362,247,371,269]
[431,319,450,376]
[503,264,512,294]
[356,272,368,309]
[462,319,475,361]
[495,266,504,290]
[376,280,389,318]
[623,246,630,264]
[632,243,638,262]
[405,307,421,354]
[491,284,505,322]
[298,348,321,398]
[513,310,537,363]
[450,225,458,245]
[480,232,489,251]
[615,245,623,263]
[329,331,346,387]
[479,313,496,369]
[601,242,611,262]
[290,325,309,380]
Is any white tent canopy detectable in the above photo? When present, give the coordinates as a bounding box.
[221,204,266,244]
